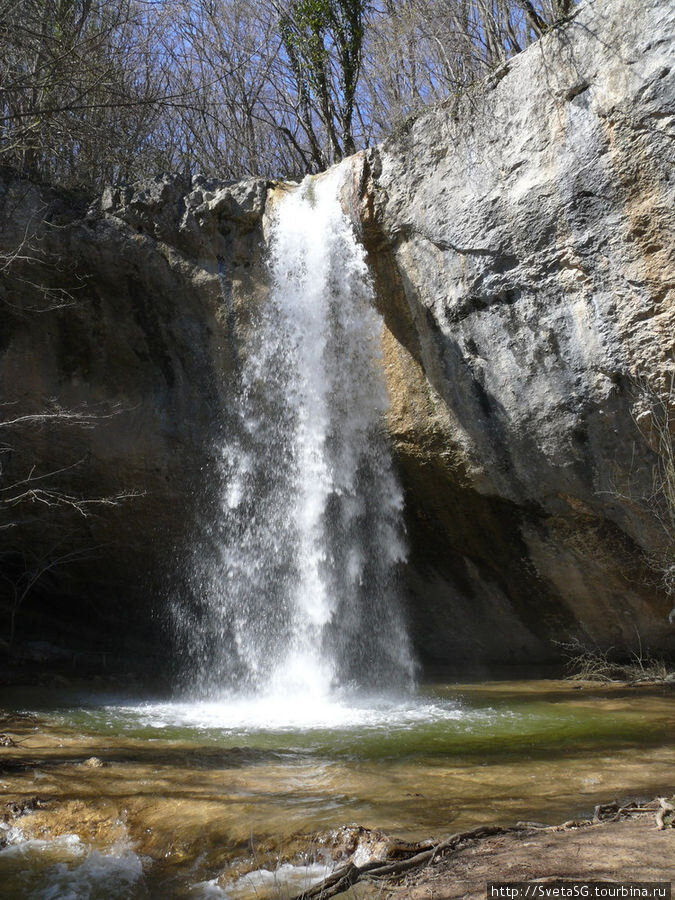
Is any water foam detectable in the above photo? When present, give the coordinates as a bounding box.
[100,693,466,734]
[0,827,145,899]
[191,862,334,900]
[178,164,415,701]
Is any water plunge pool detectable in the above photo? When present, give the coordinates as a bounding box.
[0,679,672,898]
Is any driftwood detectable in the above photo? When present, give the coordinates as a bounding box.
[593,798,675,829]
[291,798,675,900]
[291,824,525,900]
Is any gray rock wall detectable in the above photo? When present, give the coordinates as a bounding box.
[0,174,269,662]
[351,0,674,665]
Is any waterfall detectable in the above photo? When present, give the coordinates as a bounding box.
[181,165,415,701]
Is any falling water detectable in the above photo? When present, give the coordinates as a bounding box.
[180,165,415,703]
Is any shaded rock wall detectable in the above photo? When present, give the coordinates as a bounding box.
[351,0,674,665]
[0,174,269,664]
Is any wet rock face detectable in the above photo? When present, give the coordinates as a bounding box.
[355,0,675,664]
[0,174,270,663]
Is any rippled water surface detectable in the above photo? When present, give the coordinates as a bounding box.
[0,680,673,898]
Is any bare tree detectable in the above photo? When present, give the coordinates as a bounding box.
[1,0,574,186]
[0,400,142,646]
[358,0,568,141]
[632,375,675,601]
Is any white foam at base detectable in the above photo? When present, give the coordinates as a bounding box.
[191,862,334,900]
[101,692,468,733]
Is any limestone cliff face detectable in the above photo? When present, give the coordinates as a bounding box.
[0,174,269,661]
[350,0,675,664]
[0,0,673,670]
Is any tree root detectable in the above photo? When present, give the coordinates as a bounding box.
[291,824,527,900]
[292,798,675,900]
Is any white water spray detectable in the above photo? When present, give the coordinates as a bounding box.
[180,165,415,702]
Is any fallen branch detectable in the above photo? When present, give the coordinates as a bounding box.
[592,798,675,829]
[292,798,675,900]
[291,824,527,900]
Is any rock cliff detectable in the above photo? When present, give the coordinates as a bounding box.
[352,0,674,665]
[0,174,269,667]
[0,0,673,671]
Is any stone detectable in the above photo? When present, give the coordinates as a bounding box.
[349,0,675,665]
[0,167,270,670]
